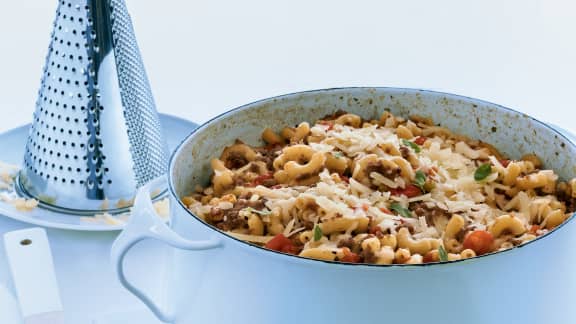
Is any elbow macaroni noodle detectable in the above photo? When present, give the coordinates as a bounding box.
[184,110,576,264]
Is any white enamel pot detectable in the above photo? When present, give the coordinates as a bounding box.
[111,88,576,324]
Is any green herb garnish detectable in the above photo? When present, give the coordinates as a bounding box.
[332,151,344,159]
[243,207,271,216]
[390,202,413,218]
[474,163,492,181]
[313,224,323,241]
[401,139,421,153]
[414,170,427,191]
[438,245,448,262]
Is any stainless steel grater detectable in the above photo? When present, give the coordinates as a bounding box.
[16,0,170,215]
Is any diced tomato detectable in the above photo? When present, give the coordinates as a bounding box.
[318,120,335,131]
[265,234,296,254]
[422,250,438,263]
[529,225,540,235]
[251,173,274,186]
[390,184,422,198]
[499,159,511,168]
[379,207,393,215]
[462,230,494,255]
[361,204,370,211]
[414,136,427,145]
[369,225,383,236]
[341,247,361,263]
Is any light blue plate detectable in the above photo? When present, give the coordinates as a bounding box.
[0,114,197,231]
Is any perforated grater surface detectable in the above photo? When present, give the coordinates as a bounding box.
[16,0,170,215]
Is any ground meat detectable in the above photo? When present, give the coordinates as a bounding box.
[321,110,348,120]
[225,151,249,169]
[366,161,400,179]
[295,172,314,181]
[304,201,319,212]
[337,237,355,250]
[411,201,449,227]
[213,199,265,231]
[238,192,253,200]
[455,227,467,242]
[210,207,224,222]
[246,199,265,210]
[557,191,576,212]
[494,188,506,195]
[260,178,277,187]
[400,146,410,160]
[249,163,260,173]
[234,177,246,186]
[255,147,279,170]
[360,247,376,264]
[215,208,247,231]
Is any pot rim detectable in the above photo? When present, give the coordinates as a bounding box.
[168,86,576,269]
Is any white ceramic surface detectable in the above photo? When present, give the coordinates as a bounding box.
[113,88,576,324]
[0,114,197,231]
[4,228,63,322]
[0,284,22,324]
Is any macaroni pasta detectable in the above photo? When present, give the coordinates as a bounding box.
[183,110,575,264]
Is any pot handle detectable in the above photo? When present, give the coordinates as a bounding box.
[111,176,222,323]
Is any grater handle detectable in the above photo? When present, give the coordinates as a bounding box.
[111,177,222,323]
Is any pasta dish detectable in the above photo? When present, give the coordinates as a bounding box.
[182,111,575,264]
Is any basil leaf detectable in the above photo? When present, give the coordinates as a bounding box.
[401,139,421,153]
[243,207,271,216]
[438,245,448,262]
[474,163,492,181]
[313,224,323,241]
[414,170,426,191]
[390,203,413,218]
